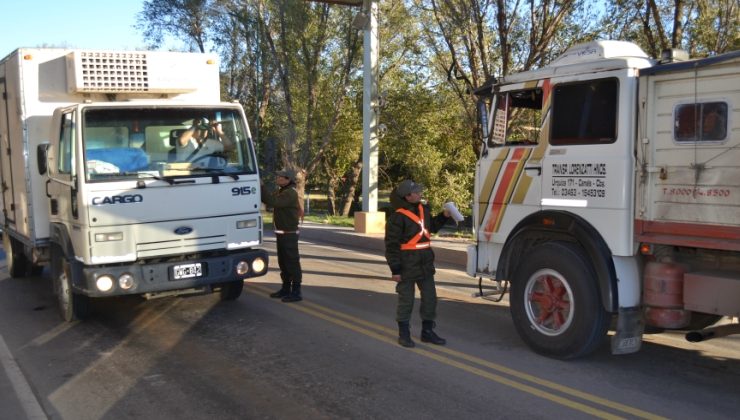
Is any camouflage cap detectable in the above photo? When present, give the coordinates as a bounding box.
[275,169,296,181]
[397,179,423,197]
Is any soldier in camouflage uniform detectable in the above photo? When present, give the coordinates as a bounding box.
[262,169,303,303]
[385,179,451,347]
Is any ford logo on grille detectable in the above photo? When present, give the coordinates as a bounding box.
[174,226,193,235]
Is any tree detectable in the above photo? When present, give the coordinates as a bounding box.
[258,0,362,198]
[600,0,739,57]
[136,0,213,52]
[411,0,598,156]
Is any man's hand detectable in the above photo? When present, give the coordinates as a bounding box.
[391,274,401,282]
[213,122,225,136]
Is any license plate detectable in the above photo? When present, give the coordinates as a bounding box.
[173,263,203,280]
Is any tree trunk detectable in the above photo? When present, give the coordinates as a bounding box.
[340,158,362,216]
[327,176,339,216]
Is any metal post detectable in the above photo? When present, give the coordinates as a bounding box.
[361,0,378,213]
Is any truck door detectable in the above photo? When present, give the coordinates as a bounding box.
[478,87,545,243]
[539,76,636,256]
[0,77,17,227]
[47,111,80,226]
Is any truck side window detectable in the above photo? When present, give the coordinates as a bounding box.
[489,89,543,147]
[674,101,728,142]
[58,112,75,174]
[551,78,618,145]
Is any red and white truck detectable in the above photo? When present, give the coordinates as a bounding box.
[469,40,739,358]
[0,48,268,321]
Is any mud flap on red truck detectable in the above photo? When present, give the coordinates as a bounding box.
[611,306,644,354]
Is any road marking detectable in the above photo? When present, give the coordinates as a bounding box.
[0,333,47,419]
[250,283,666,420]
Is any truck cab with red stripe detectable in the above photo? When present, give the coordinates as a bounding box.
[469,41,740,359]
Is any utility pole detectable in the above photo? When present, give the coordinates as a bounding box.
[305,0,384,233]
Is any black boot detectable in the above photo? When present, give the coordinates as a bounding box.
[421,320,446,345]
[281,283,302,303]
[398,321,415,348]
[269,282,290,298]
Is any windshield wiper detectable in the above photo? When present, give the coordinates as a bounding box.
[190,167,240,180]
[124,172,177,186]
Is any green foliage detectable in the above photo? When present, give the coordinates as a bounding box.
[136,0,738,222]
[599,0,739,56]
[379,82,475,214]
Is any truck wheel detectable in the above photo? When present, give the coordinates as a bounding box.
[28,263,44,277]
[219,280,244,301]
[50,244,90,322]
[3,234,28,278]
[509,241,610,359]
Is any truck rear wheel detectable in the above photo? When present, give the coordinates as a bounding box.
[509,241,610,359]
[3,234,29,278]
[50,244,90,322]
[219,280,244,301]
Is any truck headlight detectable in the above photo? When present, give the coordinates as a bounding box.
[118,273,135,290]
[236,219,258,229]
[236,261,249,275]
[95,232,123,242]
[251,257,266,274]
[96,275,115,292]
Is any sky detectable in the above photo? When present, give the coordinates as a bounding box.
[1,1,167,59]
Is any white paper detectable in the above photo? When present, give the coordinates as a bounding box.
[444,202,465,222]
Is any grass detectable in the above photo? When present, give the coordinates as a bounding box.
[303,214,355,227]
[261,212,354,229]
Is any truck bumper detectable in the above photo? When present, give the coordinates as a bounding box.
[74,248,269,297]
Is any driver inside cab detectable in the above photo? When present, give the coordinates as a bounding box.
[176,117,235,163]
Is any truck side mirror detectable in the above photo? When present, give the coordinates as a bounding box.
[477,99,490,142]
[37,143,50,175]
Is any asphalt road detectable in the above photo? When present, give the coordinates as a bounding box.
[1,236,739,419]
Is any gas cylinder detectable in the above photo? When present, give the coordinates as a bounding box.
[643,261,690,328]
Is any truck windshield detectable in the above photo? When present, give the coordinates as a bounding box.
[82,107,257,181]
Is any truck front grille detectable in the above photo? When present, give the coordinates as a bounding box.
[136,235,226,258]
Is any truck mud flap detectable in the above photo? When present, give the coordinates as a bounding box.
[611,306,644,355]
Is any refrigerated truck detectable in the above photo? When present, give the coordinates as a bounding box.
[469,41,740,358]
[0,48,268,320]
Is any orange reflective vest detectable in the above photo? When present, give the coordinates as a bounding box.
[396,204,431,250]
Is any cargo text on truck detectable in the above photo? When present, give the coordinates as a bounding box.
[0,48,268,321]
[469,41,740,359]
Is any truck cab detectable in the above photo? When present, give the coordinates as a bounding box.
[470,40,740,358]
[1,49,268,321]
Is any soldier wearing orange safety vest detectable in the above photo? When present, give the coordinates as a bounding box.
[385,179,451,348]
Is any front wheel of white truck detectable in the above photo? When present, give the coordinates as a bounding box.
[219,280,244,301]
[50,244,90,322]
[509,241,610,359]
[3,234,28,278]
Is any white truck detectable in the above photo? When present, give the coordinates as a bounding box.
[469,40,740,359]
[0,48,268,321]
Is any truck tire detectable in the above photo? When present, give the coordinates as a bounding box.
[509,241,610,359]
[3,234,28,278]
[219,280,244,301]
[50,244,90,322]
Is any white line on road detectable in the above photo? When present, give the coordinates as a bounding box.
[0,333,47,419]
